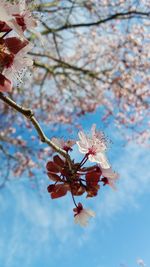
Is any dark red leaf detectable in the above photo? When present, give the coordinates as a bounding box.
[51,184,69,199]
[46,161,60,172]
[14,15,26,30]
[4,37,28,54]
[61,167,71,177]
[86,184,100,198]
[0,21,11,32]
[101,177,109,186]
[86,191,97,198]
[86,171,100,187]
[47,172,62,182]
[53,155,65,167]
[71,183,85,196]
[47,184,55,193]
[0,73,12,92]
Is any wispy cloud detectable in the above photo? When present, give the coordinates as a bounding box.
[0,182,76,267]
[0,138,149,267]
[95,142,150,220]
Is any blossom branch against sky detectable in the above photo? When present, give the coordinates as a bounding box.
[0,0,150,184]
[0,92,70,160]
[0,0,149,264]
[0,0,149,227]
[0,88,119,225]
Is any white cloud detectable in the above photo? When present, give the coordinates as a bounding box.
[95,143,150,220]
[0,137,149,267]
[0,182,76,266]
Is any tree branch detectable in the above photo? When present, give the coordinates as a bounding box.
[41,10,150,34]
[0,92,72,167]
[33,59,106,81]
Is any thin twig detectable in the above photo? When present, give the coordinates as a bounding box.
[41,10,150,34]
[0,92,72,168]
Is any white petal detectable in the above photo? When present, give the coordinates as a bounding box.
[19,0,26,13]
[94,152,110,169]
[21,42,33,53]
[76,141,89,153]
[91,124,96,137]
[0,7,10,22]
[78,131,88,143]
[74,208,95,227]
[85,209,95,217]
[101,167,119,179]
[74,215,88,226]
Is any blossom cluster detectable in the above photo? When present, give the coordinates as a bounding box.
[46,125,119,226]
[0,0,36,92]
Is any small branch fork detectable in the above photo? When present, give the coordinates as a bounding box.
[0,92,72,168]
[41,10,150,34]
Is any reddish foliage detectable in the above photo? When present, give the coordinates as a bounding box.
[0,21,10,32]
[101,177,109,186]
[86,170,101,187]
[70,183,85,196]
[53,155,65,167]
[0,73,12,92]
[46,154,113,200]
[46,161,61,173]
[48,184,69,199]
[85,169,101,197]
[4,37,28,54]
[14,15,26,31]
[47,173,62,182]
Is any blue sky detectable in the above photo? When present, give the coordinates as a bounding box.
[0,109,150,267]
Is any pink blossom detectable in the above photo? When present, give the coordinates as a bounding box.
[11,0,37,33]
[101,167,119,180]
[76,124,110,169]
[0,0,37,36]
[0,1,13,24]
[0,0,23,35]
[51,137,75,152]
[0,37,32,91]
[101,168,119,190]
[2,42,33,84]
[73,203,95,226]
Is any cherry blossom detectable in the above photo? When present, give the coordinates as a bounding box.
[0,0,149,185]
[10,0,37,32]
[100,167,119,189]
[46,139,117,225]
[73,203,95,227]
[51,137,75,152]
[0,0,23,35]
[0,37,32,91]
[0,0,37,37]
[77,124,110,169]
[2,42,33,84]
[100,167,119,180]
